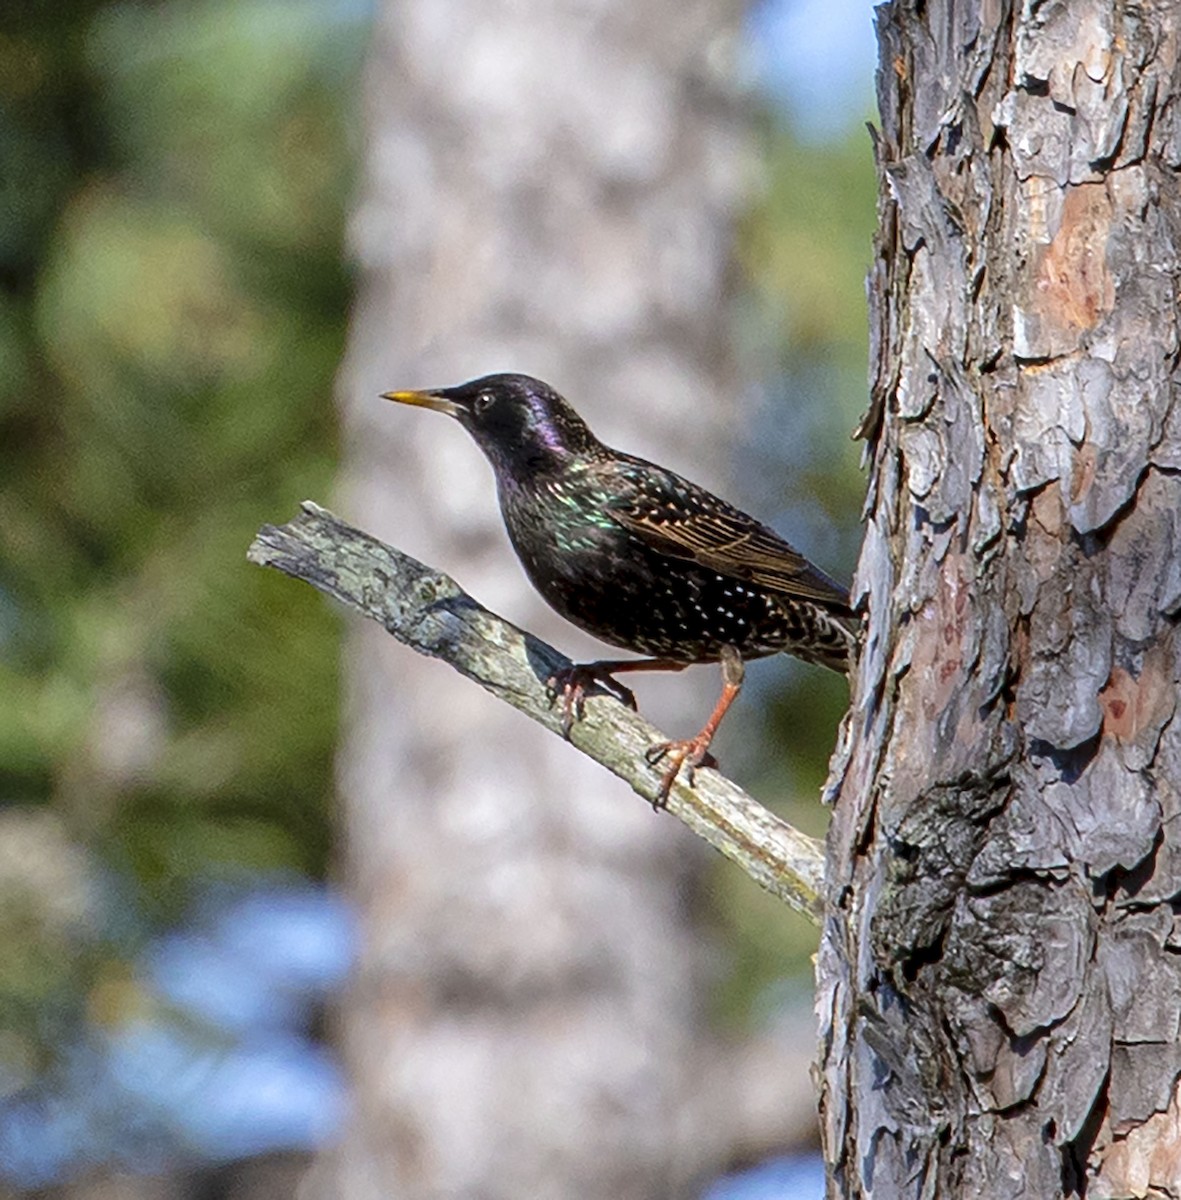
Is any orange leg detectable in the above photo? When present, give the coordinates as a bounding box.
[645,646,744,810]
[547,657,691,737]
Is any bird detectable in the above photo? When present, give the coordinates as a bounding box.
[383,373,856,808]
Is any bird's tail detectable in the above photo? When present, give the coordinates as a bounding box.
[797,610,859,675]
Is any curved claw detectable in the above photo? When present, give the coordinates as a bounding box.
[546,664,638,738]
[644,648,741,811]
[645,737,720,810]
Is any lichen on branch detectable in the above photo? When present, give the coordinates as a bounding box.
[248,501,825,922]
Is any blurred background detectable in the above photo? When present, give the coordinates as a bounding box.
[0,1,874,1197]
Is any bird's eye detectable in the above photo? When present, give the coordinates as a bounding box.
[473,391,496,415]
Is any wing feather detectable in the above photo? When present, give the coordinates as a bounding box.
[602,459,851,611]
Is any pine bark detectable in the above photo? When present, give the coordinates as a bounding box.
[819,3,1181,1197]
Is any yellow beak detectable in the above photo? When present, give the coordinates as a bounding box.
[380,389,461,416]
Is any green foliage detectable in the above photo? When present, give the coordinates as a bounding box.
[743,122,878,351]
[741,115,876,777]
[0,0,363,1047]
[2,0,878,1072]
[714,116,877,1025]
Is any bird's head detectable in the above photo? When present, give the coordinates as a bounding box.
[382,373,601,475]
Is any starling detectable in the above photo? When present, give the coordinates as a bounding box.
[383,373,856,807]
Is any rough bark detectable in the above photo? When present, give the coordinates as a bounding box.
[304,1,770,1197]
[820,3,1181,1198]
[248,502,826,917]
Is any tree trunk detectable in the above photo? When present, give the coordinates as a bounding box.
[306,2,760,1198]
[819,3,1181,1197]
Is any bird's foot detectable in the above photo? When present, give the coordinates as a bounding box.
[546,663,638,738]
[644,736,720,811]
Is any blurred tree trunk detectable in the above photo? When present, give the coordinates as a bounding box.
[305,2,771,1198]
[820,3,1181,1198]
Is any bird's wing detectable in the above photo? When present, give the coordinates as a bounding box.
[603,460,852,611]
